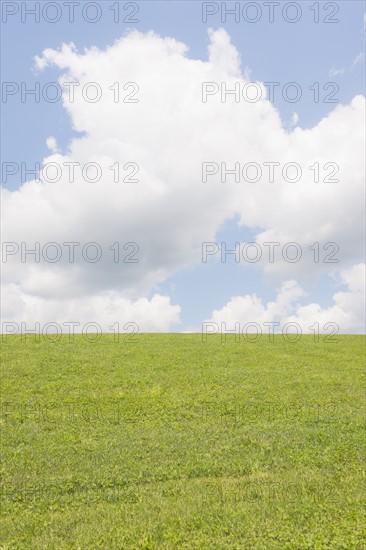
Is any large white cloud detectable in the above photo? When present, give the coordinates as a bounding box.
[1,284,180,333]
[1,28,365,330]
[285,263,365,333]
[205,264,365,334]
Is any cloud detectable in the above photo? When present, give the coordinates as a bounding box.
[46,136,60,153]
[205,264,365,334]
[290,112,299,127]
[285,263,365,333]
[352,52,365,67]
[328,67,345,77]
[1,29,365,329]
[329,50,365,77]
[1,285,181,333]
[206,279,306,326]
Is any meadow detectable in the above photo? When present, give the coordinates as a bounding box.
[1,334,365,549]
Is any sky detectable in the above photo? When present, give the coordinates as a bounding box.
[1,0,365,335]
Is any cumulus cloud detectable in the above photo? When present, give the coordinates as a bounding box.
[1,285,181,333]
[205,264,365,334]
[205,280,305,328]
[1,29,365,330]
[285,263,365,333]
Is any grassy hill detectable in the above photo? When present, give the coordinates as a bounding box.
[1,334,365,548]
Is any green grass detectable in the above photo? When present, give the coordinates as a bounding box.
[1,334,365,549]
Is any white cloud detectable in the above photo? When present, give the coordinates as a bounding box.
[1,29,365,329]
[205,264,365,334]
[1,285,181,333]
[352,52,365,67]
[207,279,305,326]
[286,263,365,333]
[46,136,60,153]
[328,66,345,77]
[290,112,299,127]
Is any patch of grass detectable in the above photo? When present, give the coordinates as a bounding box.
[1,334,365,548]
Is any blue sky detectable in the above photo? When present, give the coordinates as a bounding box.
[1,1,365,333]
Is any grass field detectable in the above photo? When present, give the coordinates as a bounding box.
[1,334,365,549]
